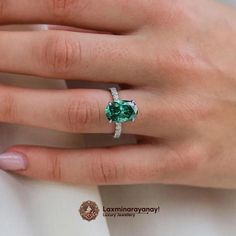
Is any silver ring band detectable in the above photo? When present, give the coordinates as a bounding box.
[109,88,122,139]
[110,87,119,102]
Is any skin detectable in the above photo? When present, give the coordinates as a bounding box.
[0,0,236,188]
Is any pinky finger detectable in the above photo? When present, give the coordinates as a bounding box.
[0,144,183,185]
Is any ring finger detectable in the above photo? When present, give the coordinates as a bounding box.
[0,85,175,137]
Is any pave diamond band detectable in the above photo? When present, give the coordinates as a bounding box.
[109,88,122,139]
[114,123,122,139]
[110,87,119,101]
[105,87,138,139]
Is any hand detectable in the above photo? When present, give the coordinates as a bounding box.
[0,0,236,188]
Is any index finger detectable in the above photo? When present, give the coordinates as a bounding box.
[1,0,144,32]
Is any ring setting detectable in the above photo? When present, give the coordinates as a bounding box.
[105,88,138,139]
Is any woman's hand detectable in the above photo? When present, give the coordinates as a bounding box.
[0,0,236,188]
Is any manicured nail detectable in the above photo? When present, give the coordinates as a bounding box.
[0,152,27,171]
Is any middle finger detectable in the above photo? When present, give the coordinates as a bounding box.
[0,31,143,84]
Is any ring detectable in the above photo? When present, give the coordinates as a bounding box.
[105,87,139,139]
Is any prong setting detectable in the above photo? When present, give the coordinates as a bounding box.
[106,88,138,139]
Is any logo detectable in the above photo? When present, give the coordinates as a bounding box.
[103,205,160,218]
[79,200,99,221]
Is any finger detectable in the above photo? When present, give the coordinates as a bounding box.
[0,85,167,136]
[0,85,184,137]
[0,31,142,84]
[0,0,144,32]
[3,144,186,185]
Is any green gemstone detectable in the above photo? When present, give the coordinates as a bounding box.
[105,100,138,123]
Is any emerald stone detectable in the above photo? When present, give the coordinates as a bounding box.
[105,100,138,123]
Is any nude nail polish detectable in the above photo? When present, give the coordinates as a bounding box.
[0,152,27,171]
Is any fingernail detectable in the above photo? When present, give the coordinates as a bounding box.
[0,152,27,171]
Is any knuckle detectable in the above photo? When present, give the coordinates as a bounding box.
[49,0,75,19]
[176,97,217,125]
[150,0,190,25]
[165,1,189,24]
[191,99,218,122]
[89,151,123,184]
[153,48,198,76]
[0,90,17,121]
[144,144,207,183]
[147,46,206,86]
[64,98,100,132]
[48,0,90,20]
[171,150,200,173]
[167,49,197,71]
[169,143,207,174]
[41,34,79,74]
[50,153,63,182]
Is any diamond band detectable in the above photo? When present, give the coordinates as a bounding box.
[105,87,138,139]
[110,87,119,101]
[114,123,122,139]
[109,88,122,139]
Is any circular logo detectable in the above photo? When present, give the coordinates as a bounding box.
[79,200,99,221]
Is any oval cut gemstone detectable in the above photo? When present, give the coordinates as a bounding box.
[105,100,138,123]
